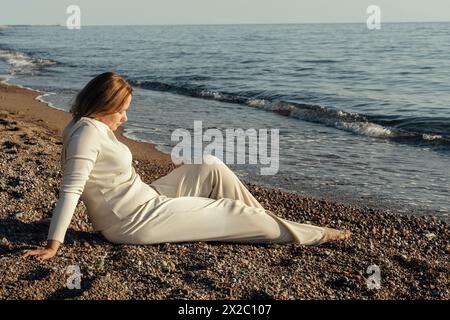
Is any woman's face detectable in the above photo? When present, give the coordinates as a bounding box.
[93,95,132,131]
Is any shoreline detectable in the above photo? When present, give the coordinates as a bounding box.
[1,81,445,220]
[0,82,171,163]
[0,82,448,299]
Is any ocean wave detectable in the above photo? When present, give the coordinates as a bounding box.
[129,79,248,104]
[252,101,450,145]
[129,79,450,147]
[0,49,57,75]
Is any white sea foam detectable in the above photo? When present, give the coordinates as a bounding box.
[199,89,225,100]
[35,92,67,112]
[422,133,442,141]
[337,121,394,138]
[0,49,56,74]
[247,98,270,106]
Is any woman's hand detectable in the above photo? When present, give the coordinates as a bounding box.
[22,240,60,260]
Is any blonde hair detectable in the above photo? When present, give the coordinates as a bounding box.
[70,72,133,122]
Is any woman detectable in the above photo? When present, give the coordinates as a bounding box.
[22,72,350,260]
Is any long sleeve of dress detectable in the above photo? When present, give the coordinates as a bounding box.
[47,124,101,243]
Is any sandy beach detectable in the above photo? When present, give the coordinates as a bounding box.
[0,82,448,300]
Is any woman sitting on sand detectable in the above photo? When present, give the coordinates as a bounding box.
[22,72,351,260]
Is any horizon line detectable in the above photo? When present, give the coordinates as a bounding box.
[2,20,450,27]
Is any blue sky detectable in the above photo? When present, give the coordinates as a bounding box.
[1,0,449,25]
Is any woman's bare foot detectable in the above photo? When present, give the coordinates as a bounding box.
[319,227,351,244]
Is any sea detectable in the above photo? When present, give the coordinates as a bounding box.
[1,23,449,218]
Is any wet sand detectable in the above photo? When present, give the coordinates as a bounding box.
[0,82,171,162]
